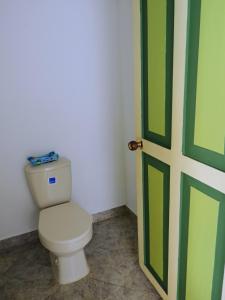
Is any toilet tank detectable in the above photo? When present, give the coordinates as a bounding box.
[25,158,72,209]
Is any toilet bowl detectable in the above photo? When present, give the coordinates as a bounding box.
[39,202,92,284]
[25,158,93,284]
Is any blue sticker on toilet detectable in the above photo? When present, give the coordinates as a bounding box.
[48,177,56,184]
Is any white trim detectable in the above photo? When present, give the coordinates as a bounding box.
[140,262,168,300]
[143,139,172,165]
[133,0,142,139]
[167,1,188,299]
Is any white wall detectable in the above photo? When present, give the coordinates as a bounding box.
[118,0,136,214]
[0,0,130,240]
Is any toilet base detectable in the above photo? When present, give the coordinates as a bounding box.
[50,249,90,284]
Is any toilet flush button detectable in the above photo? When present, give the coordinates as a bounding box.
[48,177,56,184]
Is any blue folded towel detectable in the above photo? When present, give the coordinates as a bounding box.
[27,151,59,166]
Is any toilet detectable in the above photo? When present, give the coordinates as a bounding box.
[25,158,92,284]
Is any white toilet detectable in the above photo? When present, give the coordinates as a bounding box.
[25,158,93,284]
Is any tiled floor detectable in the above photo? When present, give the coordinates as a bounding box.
[0,211,161,300]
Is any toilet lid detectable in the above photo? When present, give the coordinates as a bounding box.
[39,202,92,243]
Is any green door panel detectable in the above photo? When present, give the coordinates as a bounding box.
[141,0,174,148]
[148,165,164,280]
[194,1,225,155]
[177,174,225,300]
[142,153,170,292]
[185,188,219,300]
[184,0,225,171]
[147,0,166,136]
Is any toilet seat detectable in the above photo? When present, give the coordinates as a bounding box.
[38,202,92,255]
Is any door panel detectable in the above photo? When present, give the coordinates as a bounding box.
[142,153,170,292]
[133,0,225,299]
[184,0,225,171]
[141,0,174,148]
[178,174,225,300]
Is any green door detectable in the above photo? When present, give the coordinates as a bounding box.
[132,0,225,299]
[178,1,225,299]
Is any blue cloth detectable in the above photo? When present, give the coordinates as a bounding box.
[27,151,59,166]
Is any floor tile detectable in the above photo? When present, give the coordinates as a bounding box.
[0,211,161,300]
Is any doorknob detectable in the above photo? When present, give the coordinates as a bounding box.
[128,140,143,151]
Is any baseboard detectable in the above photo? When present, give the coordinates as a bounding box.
[92,205,131,223]
[0,205,133,253]
[0,230,39,253]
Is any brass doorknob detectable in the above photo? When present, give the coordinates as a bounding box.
[128,140,143,151]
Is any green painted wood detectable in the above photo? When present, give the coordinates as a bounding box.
[194,0,225,154]
[185,187,219,300]
[148,165,164,280]
[147,0,166,136]
[142,153,170,292]
[177,174,225,300]
[183,0,225,171]
[141,0,174,148]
